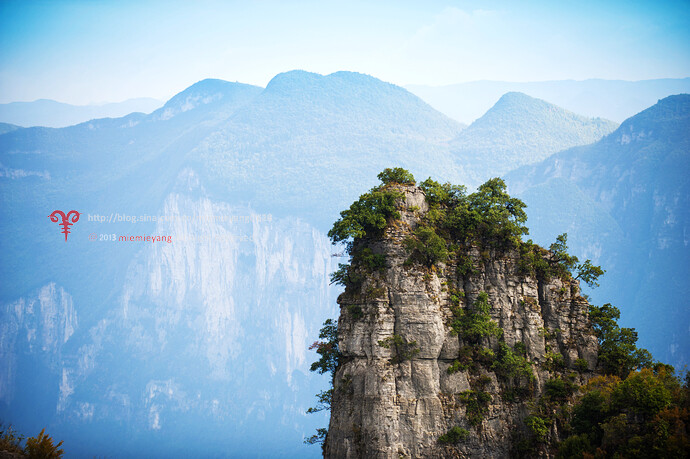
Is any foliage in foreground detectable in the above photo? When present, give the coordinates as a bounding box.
[557,366,689,458]
[0,423,24,455]
[0,424,64,458]
[518,300,686,458]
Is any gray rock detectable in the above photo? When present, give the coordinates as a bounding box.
[325,185,598,458]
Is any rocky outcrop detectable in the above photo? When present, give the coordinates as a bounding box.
[325,185,598,458]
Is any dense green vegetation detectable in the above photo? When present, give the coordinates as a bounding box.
[438,426,469,444]
[538,302,688,457]
[491,343,535,385]
[376,167,416,186]
[328,186,403,255]
[556,366,689,458]
[588,303,653,379]
[450,292,502,344]
[404,225,449,267]
[328,168,590,290]
[415,176,528,252]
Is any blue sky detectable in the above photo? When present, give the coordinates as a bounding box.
[0,0,688,104]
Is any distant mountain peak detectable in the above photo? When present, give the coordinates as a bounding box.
[405,78,690,124]
[483,91,568,119]
[162,78,255,107]
[608,93,690,147]
[264,70,323,92]
[328,70,385,84]
[449,92,619,182]
[256,69,462,128]
[156,78,262,120]
[178,78,234,92]
[471,91,617,130]
[496,91,540,103]
[264,69,391,95]
[626,93,690,122]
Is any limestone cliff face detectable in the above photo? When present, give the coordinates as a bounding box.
[325,185,598,458]
[0,283,77,407]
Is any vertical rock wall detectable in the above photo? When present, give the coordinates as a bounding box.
[325,186,598,458]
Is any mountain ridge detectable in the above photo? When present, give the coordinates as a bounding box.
[407,77,690,124]
[505,93,690,367]
[449,91,618,185]
[0,97,164,128]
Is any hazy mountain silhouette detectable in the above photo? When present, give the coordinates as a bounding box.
[450,91,617,184]
[0,97,164,128]
[506,94,690,368]
[408,78,690,124]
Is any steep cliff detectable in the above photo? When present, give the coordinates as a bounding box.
[0,167,338,456]
[324,183,599,458]
[0,283,77,408]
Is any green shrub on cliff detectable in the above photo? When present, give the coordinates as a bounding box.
[518,233,605,287]
[449,177,528,247]
[308,319,340,377]
[450,292,502,344]
[405,177,530,269]
[377,334,420,364]
[404,225,449,267]
[377,167,416,186]
[549,233,605,287]
[328,187,403,254]
[492,342,535,382]
[438,426,469,444]
[429,177,528,247]
[589,303,653,379]
[459,390,492,426]
[419,178,466,207]
[305,319,342,448]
